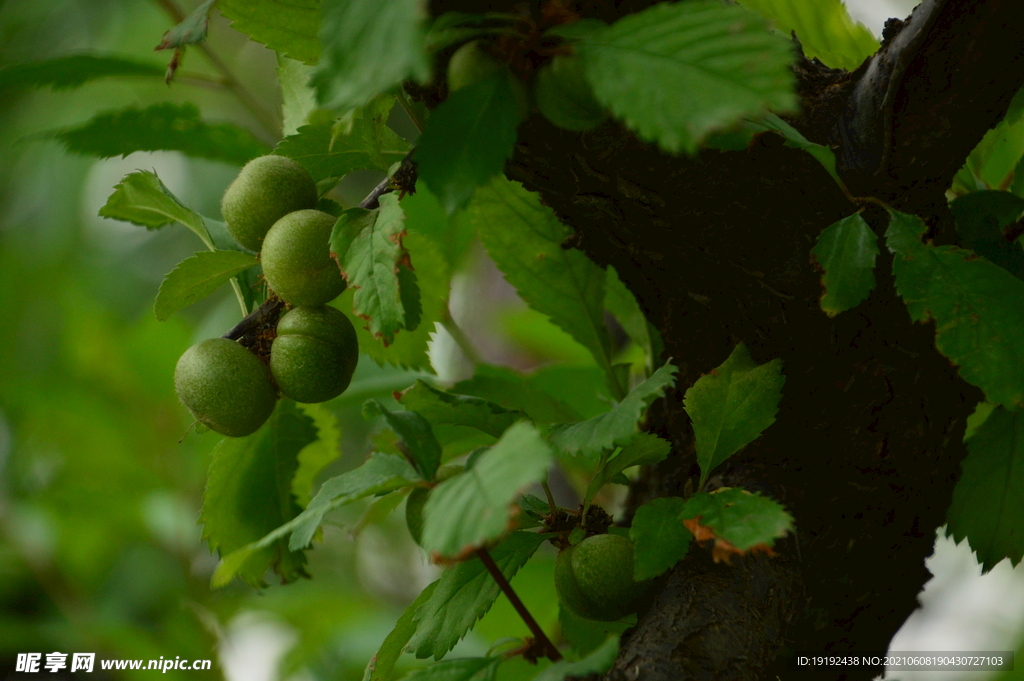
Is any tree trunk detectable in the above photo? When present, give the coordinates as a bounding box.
[436,1,1024,678]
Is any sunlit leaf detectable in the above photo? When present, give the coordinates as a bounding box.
[154,251,257,321]
[99,170,213,248]
[680,488,792,551]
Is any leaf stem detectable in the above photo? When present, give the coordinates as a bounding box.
[475,547,562,662]
[541,478,557,521]
[441,307,482,365]
[395,88,425,134]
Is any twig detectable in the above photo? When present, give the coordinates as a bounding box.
[476,547,562,662]
[441,308,482,365]
[359,176,394,209]
[222,298,284,340]
[541,478,557,521]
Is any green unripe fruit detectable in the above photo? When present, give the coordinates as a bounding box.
[221,155,318,252]
[174,338,277,437]
[405,464,465,545]
[554,533,650,621]
[535,55,606,132]
[270,306,359,403]
[261,209,347,306]
[447,40,504,92]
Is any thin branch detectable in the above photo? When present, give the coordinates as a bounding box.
[476,547,562,662]
[359,176,394,209]
[396,88,425,134]
[441,307,482,366]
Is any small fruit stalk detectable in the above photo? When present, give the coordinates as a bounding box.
[554,533,651,621]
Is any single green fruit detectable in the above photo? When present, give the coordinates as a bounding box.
[174,338,277,437]
[447,40,503,92]
[221,155,318,252]
[270,306,359,403]
[535,55,606,132]
[554,533,650,621]
[405,464,465,545]
[261,209,346,306]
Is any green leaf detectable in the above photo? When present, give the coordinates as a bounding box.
[278,55,319,137]
[453,366,584,425]
[201,401,317,587]
[735,0,878,71]
[400,658,498,681]
[313,0,430,111]
[946,406,1024,572]
[548,363,677,457]
[408,531,546,659]
[99,170,213,248]
[274,113,411,182]
[579,1,795,154]
[154,250,258,321]
[532,635,619,681]
[949,191,1024,281]
[405,183,475,270]
[679,488,793,551]
[746,113,841,187]
[886,209,1024,409]
[363,581,438,681]
[331,193,417,345]
[398,380,527,439]
[605,266,661,367]
[585,433,671,503]
[558,608,633,658]
[292,403,342,508]
[421,422,553,557]
[218,0,320,65]
[810,212,879,317]
[630,497,690,580]
[683,344,784,487]
[363,400,442,481]
[333,231,449,371]
[49,102,269,166]
[156,0,217,49]
[0,54,164,92]
[417,72,524,214]
[465,178,621,396]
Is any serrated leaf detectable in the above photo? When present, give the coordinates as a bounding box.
[453,366,584,425]
[408,531,546,659]
[746,113,841,186]
[585,432,671,503]
[275,112,410,182]
[630,497,690,580]
[0,54,164,91]
[548,363,677,457]
[219,0,320,65]
[157,0,217,49]
[201,401,317,587]
[363,581,438,681]
[331,193,416,345]
[605,266,661,367]
[399,380,527,438]
[292,403,342,508]
[684,344,784,487]
[400,657,498,681]
[465,178,622,396]
[333,232,449,371]
[811,212,879,317]
[278,55,319,137]
[417,72,523,214]
[313,0,430,111]
[99,170,213,248]
[679,488,792,551]
[946,406,1024,572]
[48,102,268,166]
[949,191,1024,281]
[886,209,1024,409]
[421,422,553,557]
[363,400,442,481]
[735,0,878,71]
[532,635,619,681]
[558,608,633,658]
[154,250,258,321]
[579,1,795,154]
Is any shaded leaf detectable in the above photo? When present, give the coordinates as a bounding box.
[532,635,619,681]
[548,363,677,457]
[363,400,442,481]
[746,113,842,187]
[219,0,320,64]
[886,209,1024,409]
[421,422,553,557]
[157,0,217,49]
[680,488,793,552]
[949,190,1024,281]
[417,72,523,214]
[363,581,438,681]
[99,170,213,248]
[810,212,879,317]
[274,112,410,182]
[400,657,498,681]
[313,0,430,111]
[630,497,690,580]
[584,432,670,503]
[946,406,1024,572]
[558,608,633,659]
[579,1,795,153]
[201,401,317,587]
[398,380,527,438]
[292,403,342,508]
[605,266,662,368]
[408,531,546,659]
[0,53,164,91]
[453,366,584,425]
[49,102,268,165]
[154,250,258,321]
[683,344,783,488]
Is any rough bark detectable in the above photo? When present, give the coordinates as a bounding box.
[427,1,1024,678]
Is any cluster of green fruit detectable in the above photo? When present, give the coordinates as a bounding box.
[174,156,359,437]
